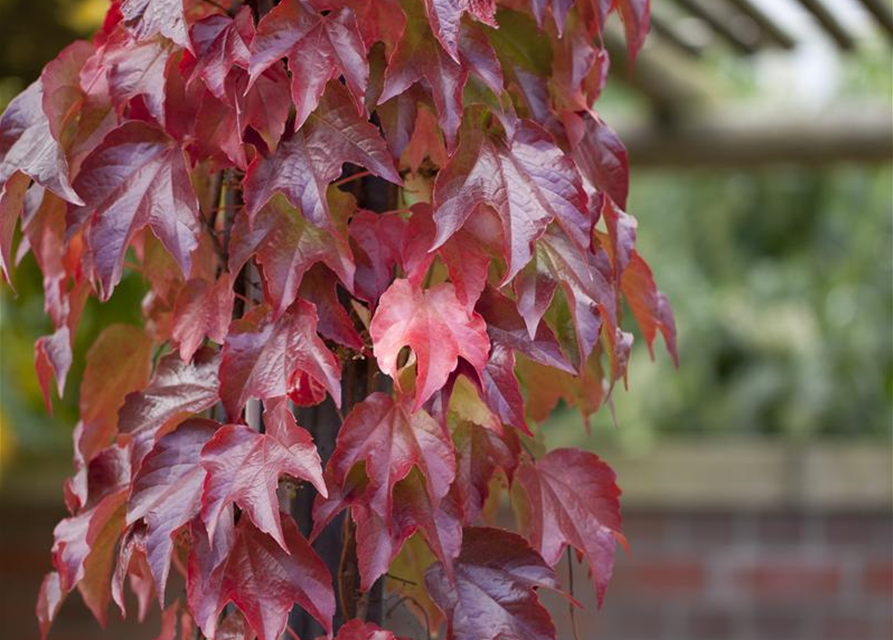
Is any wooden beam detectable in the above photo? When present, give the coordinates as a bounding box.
[722,0,798,49]
[669,0,761,54]
[650,13,705,58]
[856,0,893,40]
[794,0,857,50]
[620,106,893,167]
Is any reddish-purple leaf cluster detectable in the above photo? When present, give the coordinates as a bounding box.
[0,0,677,638]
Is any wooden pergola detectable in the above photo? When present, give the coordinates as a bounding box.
[611,0,893,166]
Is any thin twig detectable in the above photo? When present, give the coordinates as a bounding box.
[333,170,373,188]
[385,595,432,640]
[284,624,301,640]
[567,547,581,640]
[385,572,417,586]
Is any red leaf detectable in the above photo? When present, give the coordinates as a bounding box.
[72,121,201,299]
[517,447,623,605]
[242,82,400,228]
[120,0,192,49]
[432,120,589,281]
[423,0,497,62]
[425,526,559,640]
[199,421,326,550]
[621,250,678,365]
[102,32,175,126]
[381,2,502,150]
[228,196,354,318]
[453,419,520,522]
[127,419,219,603]
[319,618,397,640]
[298,265,365,351]
[371,279,490,411]
[111,524,155,621]
[536,227,617,367]
[564,109,629,210]
[0,81,83,204]
[35,327,73,414]
[322,393,454,521]
[190,9,252,101]
[0,171,28,283]
[118,347,221,469]
[193,513,335,640]
[476,285,573,373]
[36,572,65,640]
[52,489,128,624]
[171,273,234,362]
[479,343,531,436]
[249,0,368,130]
[77,324,154,464]
[218,301,341,419]
[616,0,651,61]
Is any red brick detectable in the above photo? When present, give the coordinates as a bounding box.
[734,562,841,599]
[757,513,804,544]
[820,612,872,640]
[752,609,803,639]
[612,557,705,595]
[688,607,734,639]
[863,561,893,595]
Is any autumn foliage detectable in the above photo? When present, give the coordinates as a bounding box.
[1,0,677,638]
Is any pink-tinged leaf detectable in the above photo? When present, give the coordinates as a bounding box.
[349,209,411,303]
[72,121,201,299]
[127,419,219,604]
[475,286,573,373]
[216,609,255,640]
[228,196,354,318]
[35,328,72,414]
[424,0,497,62]
[199,421,326,550]
[103,33,174,126]
[319,618,397,640]
[154,600,180,640]
[528,0,575,33]
[564,110,629,210]
[432,120,589,281]
[52,489,128,623]
[322,393,454,521]
[0,81,83,204]
[621,250,678,366]
[514,260,558,340]
[425,526,559,640]
[453,420,520,523]
[371,279,490,410]
[171,274,234,361]
[538,227,617,366]
[118,347,221,469]
[121,0,191,49]
[111,524,155,621]
[0,171,28,283]
[616,0,651,61]
[65,441,132,517]
[40,40,116,165]
[249,0,368,130]
[37,572,66,640]
[218,301,341,419]
[479,343,530,435]
[242,82,400,227]
[517,447,623,605]
[78,324,154,464]
[187,511,235,639]
[298,265,365,351]
[195,514,335,640]
[601,198,637,279]
[381,2,502,150]
[190,9,252,101]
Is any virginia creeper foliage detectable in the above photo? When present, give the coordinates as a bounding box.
[1,0,678,638]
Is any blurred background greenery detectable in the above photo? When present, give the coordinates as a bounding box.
[0,0,890,479]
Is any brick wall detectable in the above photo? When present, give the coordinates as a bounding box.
[547,509,893,640]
